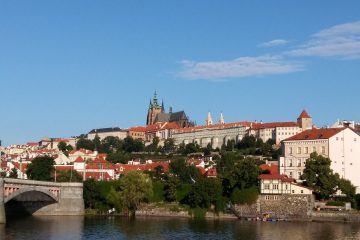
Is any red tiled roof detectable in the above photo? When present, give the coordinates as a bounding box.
[115,162,170,173]
[69,148,94,155]
[128,126,147,132]
[86,158,115,170]
[258,174,294,182]
[55,165,74,171]
[146,122,180,132]
[251,122,298,130]
[284,128,345,141]
[26,142,39,146]
[259,163,279,175]
[298,110,311,119]
[84,171,112,181]
[12,162,29,173]
[204,168,218,177]
[74,156,85,163]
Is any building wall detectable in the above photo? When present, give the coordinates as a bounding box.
[87,131,128,141]
[329,128,360,192]
[280,139,329,179]
[173,125,247,149]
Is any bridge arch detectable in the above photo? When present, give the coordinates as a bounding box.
[4,187,59,204]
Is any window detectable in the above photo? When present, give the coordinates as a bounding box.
[312,147,316,153]
[273,184,279,190]
[264,184,270,190]
[289,159,293,167]
[265,195,270,200]
[304,147,308,154]
[292,190,295,194]
[301,190,304,194]
[289,172,293,177]
[298,172,302,178]
[321,146,326,154]
[354,138,357,142]
[297,159,301,167]
[273,196,278,200]
[297,147,301,154]
[289,147,293,154]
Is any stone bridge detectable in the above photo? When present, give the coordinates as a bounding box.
[0,178,84,223]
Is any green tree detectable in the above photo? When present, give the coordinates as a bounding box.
[101,136,122,154]
[186,178,223,210]
[337,176,356,200]
[232,157,260,190]
[9,168,18,178]
[56,170,83,182]
[230,187,258,204]
[76,138,95,151]
[26,156,55,181]
[163,138,175,153]
[183,143,201,155]
[107,171,153,216]
[122,136,144,153]
[301,152,338,200]
[58,141,73,156]
[107,151,131,164]
[164,176,180,202]
[170,157,200,183]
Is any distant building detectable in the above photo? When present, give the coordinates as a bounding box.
[173,117,254,149]
[249,110,313,144]
[279,127,360,193]
[259,174,313,195]
[87,127,128,141]
[146,91,194,128]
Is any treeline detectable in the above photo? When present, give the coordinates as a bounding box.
[83,155,262,217]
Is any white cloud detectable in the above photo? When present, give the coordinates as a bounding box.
[179,55,303,80]
[259,39,289,47]
[289,21,360,59]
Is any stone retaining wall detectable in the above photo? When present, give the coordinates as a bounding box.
[233,194,314,218]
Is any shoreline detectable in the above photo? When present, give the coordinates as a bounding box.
[85,209,360,223]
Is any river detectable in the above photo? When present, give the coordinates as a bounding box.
[2,216,360,239]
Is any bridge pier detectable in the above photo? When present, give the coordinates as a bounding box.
[0,179,5,224]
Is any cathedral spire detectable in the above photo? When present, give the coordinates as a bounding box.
[205,112,213,126]
[153,90,159,107]
[219,112,225,124]
[161,100,165,112]
[149,99,153,109]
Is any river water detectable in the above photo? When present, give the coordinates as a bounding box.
[2,216,360,239]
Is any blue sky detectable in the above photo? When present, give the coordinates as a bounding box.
[1,1,360,145]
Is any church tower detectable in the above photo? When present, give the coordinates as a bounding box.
[297,110,313,130]
[146,91,163,126]
[205,112,213,126]
[219,112,225,125]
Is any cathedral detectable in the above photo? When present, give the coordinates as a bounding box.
[146,91,194,128]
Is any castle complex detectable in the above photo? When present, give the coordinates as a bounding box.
[146,91,194,128]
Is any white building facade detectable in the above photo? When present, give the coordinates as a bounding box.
[279,127,360,193]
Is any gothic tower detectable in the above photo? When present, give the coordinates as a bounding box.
[146,91,163,126]
[219,112,225,125]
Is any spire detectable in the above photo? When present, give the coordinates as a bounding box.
[149,99,153,109]
[219,112,225,124]
[161,100,165,112]
[169,106,173,114]
[205,112,213,126]
[152,90,159,107]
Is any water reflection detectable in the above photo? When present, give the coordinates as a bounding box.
[1,215,360,240]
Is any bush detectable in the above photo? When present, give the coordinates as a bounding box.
[189,207,207,219]
[150,182,165,202]
[176,184,192,202]
[326,200,345,207]
[231,187,258,205]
